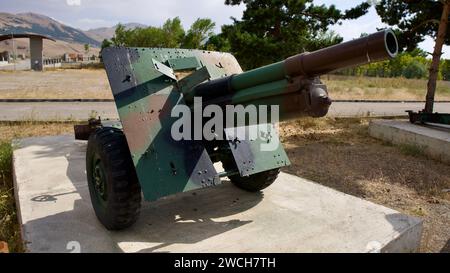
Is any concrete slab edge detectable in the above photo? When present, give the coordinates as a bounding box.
[283,173,423,253]
[369,120,450,164]
[382,220,423,253]
[11,139,27,252]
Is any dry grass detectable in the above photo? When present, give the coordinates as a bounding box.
[322,74,450,101]
[0,121,76,252]
[0,121,76,142]
[279,117,450,253]
[1,70,450,101]
[0,69,112,99]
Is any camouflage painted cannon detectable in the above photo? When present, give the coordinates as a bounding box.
[77,29,398,229]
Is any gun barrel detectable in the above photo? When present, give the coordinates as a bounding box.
[190,29,398,119]
[229,29,398,91]
[286,28,398,76]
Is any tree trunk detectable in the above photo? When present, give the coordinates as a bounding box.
[424,2,450,113]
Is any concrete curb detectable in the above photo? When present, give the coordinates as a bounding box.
[369,119,450,164]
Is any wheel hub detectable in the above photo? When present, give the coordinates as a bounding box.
[93,159,107,201]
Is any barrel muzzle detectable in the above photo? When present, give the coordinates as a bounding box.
[285,29,399,77]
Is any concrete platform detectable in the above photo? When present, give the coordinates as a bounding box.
[369,119,450,164]
[12,135,423,253]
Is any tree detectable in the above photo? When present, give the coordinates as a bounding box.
[111,24,129,46]
[101,39,112,51]
[335,50,433,79]
[162,17,185,48]
[183,18,216,49]
[109,18,215,49]
[221,0,371,69]
[376,0,450,113]
[84,43,90,54]
[402,59,428,79]
[441,59,450,80]
[205,33,232,52]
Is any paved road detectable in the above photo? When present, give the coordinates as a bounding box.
[0,101,448,121]
[0,101,118,121]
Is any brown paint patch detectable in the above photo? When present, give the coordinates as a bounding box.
[175,70,194,80]
[121,94,171,153]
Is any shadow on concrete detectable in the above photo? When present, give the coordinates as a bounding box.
[31,191,78,202]
[383,213,423,253]
[123,185,262,253]
[385,213,415,232]
[440,239,450,253]
[24,136,263,252]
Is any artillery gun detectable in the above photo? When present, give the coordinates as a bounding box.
[76,29,398,229]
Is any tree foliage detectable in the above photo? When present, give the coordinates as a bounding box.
[375,0,450,52]
[97,1,450,84]
[441,59,450,80]
[183,19,216,49]
[336,50,431,79]
[220,0,370,69]
[110,19,184,48]
[104,17,215,49]
[205,33,232,52]
[100,39,112,51]
[375,1,450,112]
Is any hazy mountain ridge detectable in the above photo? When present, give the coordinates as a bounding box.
[86,23,147,42]
[0,12,147,46]
[0,12,148,57]
[0,12,101,46]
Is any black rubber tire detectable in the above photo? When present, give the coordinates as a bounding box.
[223,159,280,192]
[86,127,141,230]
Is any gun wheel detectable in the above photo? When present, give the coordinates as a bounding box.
[86,127,141,230]
[223,159,280,191]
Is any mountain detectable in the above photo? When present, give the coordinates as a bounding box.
[0,12,101,46]
[0,38,100,58]
[0,12,147,57]
[86,23,147,43]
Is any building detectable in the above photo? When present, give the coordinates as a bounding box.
[0,51,9,63]
[0,33,55,71]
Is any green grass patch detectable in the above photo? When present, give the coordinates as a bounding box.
[0,142,12,177]
[0,141,23,252]
[398,143,426,157]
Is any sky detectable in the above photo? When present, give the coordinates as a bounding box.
[0,0,448,58]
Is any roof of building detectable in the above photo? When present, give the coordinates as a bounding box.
[0,33,56,42]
